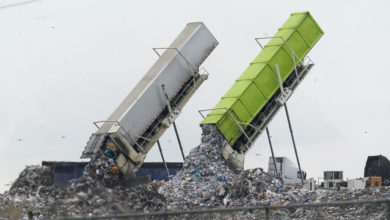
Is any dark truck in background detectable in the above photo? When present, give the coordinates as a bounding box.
[42,161,182,185]
[364,155,390,186]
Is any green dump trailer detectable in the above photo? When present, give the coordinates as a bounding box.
[200,12,323,170]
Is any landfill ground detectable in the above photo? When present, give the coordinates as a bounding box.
[1,125,390,219]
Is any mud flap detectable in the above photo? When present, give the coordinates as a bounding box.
[222,143,245,173]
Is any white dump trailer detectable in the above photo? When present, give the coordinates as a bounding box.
[268,157,306,184]
[81,22,218,181]
[347,178,367,190]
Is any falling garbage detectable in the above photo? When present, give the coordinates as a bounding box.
[2,11,388,220]
[1,125,390,219]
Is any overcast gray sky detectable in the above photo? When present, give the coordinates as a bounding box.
[1,0,389,192]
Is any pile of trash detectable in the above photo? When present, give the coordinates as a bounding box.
[83,149,121,187]
[159,125,284,210]
[1,165,166,219]
[1,125,390,219]
[8,165,52,196]
[158,125,237,209]
[0,145,167,219]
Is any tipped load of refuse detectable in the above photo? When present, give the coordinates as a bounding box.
[159,125,239,209]
[8,165,52,196]
[3,10,390,219]
[1,130,173,218]
[1,125,390,219]
[159,125,283,210]
[1,164,165,218]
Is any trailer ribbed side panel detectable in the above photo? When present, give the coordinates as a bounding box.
[200,12,323,146]
[82,22,218,159]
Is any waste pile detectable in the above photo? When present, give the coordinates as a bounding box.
[159,125,281,209]
[159,124,238,209]
[0,145,166,219]
[83,148,121,187]
[159,125,390,218]
[8,165,52,196]
[0,165,166,219]
[1,124,390,219]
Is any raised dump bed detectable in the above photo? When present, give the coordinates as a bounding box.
[81,22,218,179]
[200,12,323,162]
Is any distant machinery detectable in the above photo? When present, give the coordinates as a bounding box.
[268,156,306,184]
[365,155,390,186]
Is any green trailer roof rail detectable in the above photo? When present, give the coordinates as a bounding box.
[200,11,323,150]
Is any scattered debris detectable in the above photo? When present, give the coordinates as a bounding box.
[1,125,390,219]
[159,125,237,209]
[1,170,165,218]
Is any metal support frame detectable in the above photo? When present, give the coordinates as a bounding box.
[237,121,279,179]
[170,67,209,109]
[161,84,186,161]
[275,64,304,184]
[157,140,170,180]
[161,84,173,114]
[266,127,279,178]
[173,122,186,161]
[283,103,303,184]
[255,36,307,184]
[153,47,197,162]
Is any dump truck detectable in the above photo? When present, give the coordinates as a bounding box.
[199,11,323,171]
[41,161,183,185]
[81,22,218,183]
[365,155,390,186]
